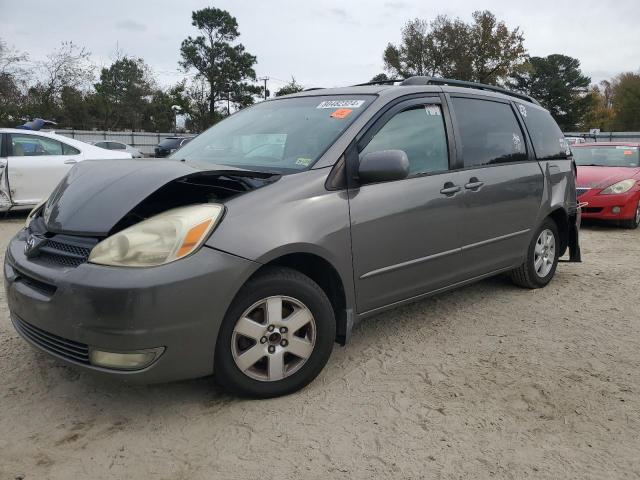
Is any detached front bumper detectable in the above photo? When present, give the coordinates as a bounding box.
[4,230,259,384]
[578,189,640,221]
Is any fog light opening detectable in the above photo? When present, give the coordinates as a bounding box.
[89,347,165,370]
[612,206,621,214]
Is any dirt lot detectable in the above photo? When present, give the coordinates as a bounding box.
[0,216,639,480]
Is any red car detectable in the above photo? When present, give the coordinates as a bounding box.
[573,143,640,228]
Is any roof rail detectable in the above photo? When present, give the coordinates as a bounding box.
[399,76,540,105]
[352,78,403,87]
[303,87,325,92]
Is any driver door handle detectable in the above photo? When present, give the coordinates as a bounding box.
[63,159,78,165]
[464,178,484,190]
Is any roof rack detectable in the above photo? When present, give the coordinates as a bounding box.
[352,78,403,87]
[399,76,540,105]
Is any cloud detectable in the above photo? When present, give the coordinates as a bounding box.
[116,19,147,32]
[384,1,411,10]
[324,7,358,24]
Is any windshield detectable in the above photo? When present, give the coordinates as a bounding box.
[573,146,639,167]
[172,95,375,173]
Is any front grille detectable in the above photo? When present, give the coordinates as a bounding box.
[13,316,90,364]
[576,187,590,197]
[34,235,97,268]
[583,207,603,213]
[39,240,92,267]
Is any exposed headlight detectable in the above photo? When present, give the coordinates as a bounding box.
[25,200,47,229]
[600,179,636,195]
[88,204,224,267]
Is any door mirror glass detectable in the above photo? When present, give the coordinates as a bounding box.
[358,150,410,184]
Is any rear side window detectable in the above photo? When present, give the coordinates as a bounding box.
[62,143,80,155]
[360,104,449,175]
[452,97,527,167]
[517,104,569,160]
[10,134,63,156]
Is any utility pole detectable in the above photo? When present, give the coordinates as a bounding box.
[258,76,269,100]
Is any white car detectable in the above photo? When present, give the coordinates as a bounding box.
[92,140,144,158]
[0,128,132,212]
[565,136,586,145]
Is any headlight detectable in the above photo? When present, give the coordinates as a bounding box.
[25,200,47,229]
[88,204,224,267]
[600,179,636,195]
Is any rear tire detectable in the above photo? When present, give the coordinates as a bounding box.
[620,201,640,229]
[214,267,335,398]
[510,218,559,289]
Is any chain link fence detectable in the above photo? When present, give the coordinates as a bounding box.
[54,130,193,156]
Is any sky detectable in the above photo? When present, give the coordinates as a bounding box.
[2,0,639,91]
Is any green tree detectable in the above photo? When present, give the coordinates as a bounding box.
[611,73,640,131]
[370,73,391,83]
[582,82,615,131]
[509,54,591,130]
[94,56,152,130]
[58,86,95,129]
[383,11,527,85]
[275,77,304,96]
[180,7,260,126]
[143,82,191,132]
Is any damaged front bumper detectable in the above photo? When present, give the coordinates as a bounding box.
[4,229,260,384]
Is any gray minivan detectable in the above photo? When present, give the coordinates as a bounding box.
[5,77,581,397]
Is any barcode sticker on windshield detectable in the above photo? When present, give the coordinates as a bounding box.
[616,146,638,149]
[317,100,365,109]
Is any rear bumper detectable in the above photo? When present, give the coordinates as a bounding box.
[578,189,640,220]
[4,230,259,384]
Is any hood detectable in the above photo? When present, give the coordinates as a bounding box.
[43,159,276,236]
[576,165,640,189]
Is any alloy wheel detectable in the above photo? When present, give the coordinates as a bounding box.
[534,228,556,278]
[231,296,316,382]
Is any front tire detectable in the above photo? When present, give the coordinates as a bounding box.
[214,267,335,398]
[621,201,640,229]
[510,218,559,289]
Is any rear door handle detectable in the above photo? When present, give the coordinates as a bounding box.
[63,159,77,165]
[464,178,484,190]
[440,182,461,196]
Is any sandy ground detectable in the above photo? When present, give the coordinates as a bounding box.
[0,215,639,480]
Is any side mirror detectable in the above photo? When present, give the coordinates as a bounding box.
[358,149,410,184]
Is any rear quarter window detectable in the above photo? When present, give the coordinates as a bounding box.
[518,104,569,160]
[62,143,80,155]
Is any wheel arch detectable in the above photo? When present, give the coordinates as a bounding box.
[250,249,353,345]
